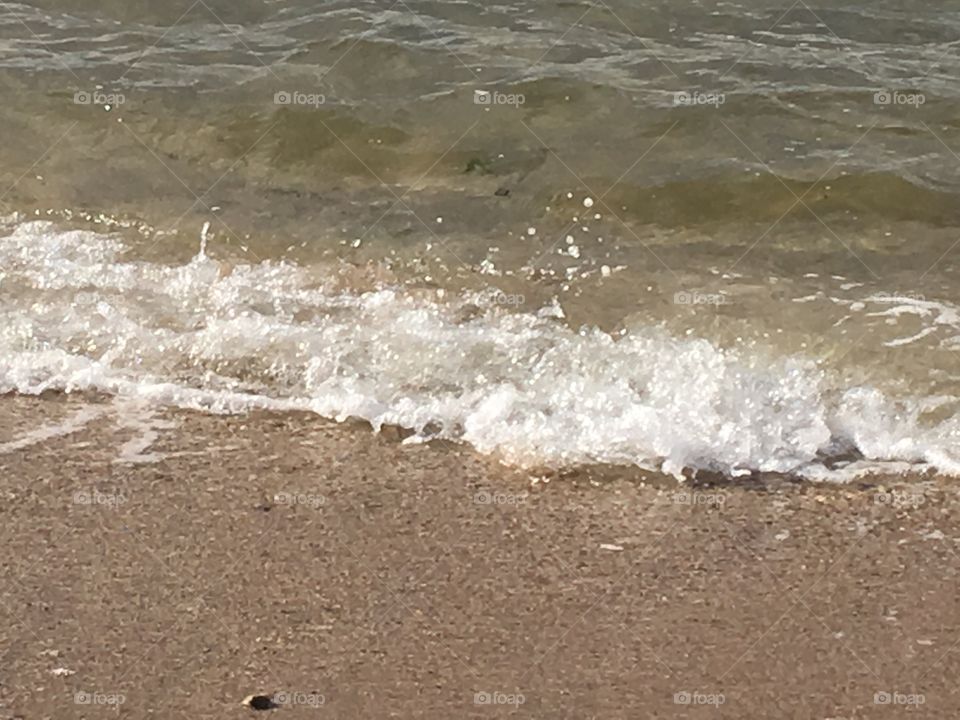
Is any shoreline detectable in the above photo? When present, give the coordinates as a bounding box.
[2,391,958,718]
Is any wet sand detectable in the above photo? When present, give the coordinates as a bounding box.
[1,392,958,718]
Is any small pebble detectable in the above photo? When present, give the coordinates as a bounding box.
[242,695,278,711]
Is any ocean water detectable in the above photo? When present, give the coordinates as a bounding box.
[1,0,959,479]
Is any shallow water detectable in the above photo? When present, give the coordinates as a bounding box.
[1,1,958,478]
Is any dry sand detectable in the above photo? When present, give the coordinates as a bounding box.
[0,392,958,718]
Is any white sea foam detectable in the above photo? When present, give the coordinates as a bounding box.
[0,404,108,454]
[865,294,960,348]
[1,221,958,479]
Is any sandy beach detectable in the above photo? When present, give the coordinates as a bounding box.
[3,0,960,717]
[0,392,957,718]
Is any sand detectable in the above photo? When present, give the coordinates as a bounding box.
[0,391,958,718]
